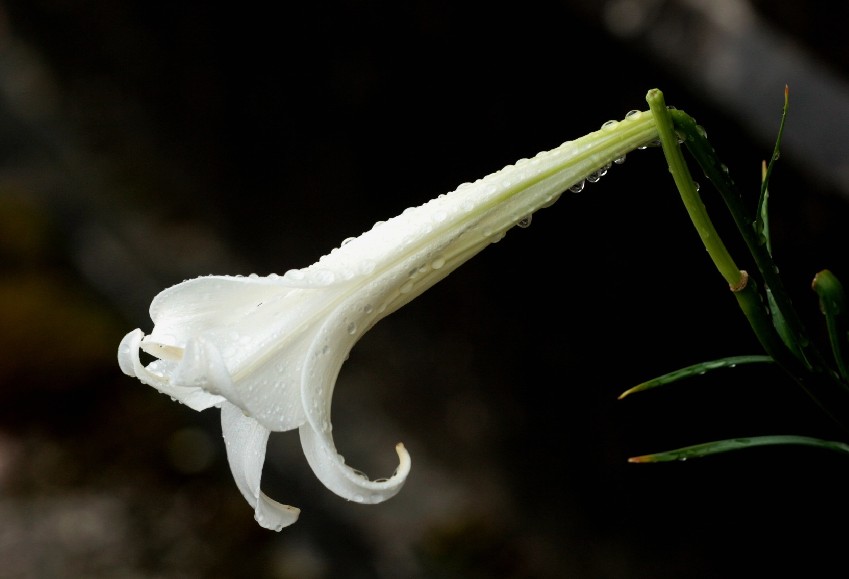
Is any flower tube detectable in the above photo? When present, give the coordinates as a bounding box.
[118,110,658,530]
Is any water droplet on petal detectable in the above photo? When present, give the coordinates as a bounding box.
[347,322,358,335]
[357,259,376,275]
[431,256,446,269]
[569,180,585,193]
[541,191,562,208]
[517,215,532,228]
[312,269,335,284]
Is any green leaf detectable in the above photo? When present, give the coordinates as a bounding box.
[756,87,802,359]
[629,434,849,463]
[619,355,773,399]
[669,103,831,381]
[766,285,803,361]
[755,84,789,243]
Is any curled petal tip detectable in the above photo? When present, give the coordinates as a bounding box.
[299,425,412,505]
[255,496,301,532]
[394,442,412,475]
[117,329,143,377]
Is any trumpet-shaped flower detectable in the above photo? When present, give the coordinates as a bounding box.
[118,111,658,530]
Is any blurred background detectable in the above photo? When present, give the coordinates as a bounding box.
[1,0,849,577]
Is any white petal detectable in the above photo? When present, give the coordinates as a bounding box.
[182,336,307,431]
[297,303,411,503]
[147,275,291,340]
[118,329,225,411]
[144,276,320,431]
[220,401,300,531]
[300,425,411,504]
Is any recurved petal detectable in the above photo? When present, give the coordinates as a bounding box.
[221,401,300,531]
[300,425,411,505]
[118,329,225,411]
[296,304,411,504]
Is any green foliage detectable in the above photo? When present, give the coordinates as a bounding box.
[626,88,849,463]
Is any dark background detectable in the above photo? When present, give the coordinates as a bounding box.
[1,1,849,577]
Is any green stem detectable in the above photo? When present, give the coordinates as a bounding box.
[645,90,789,362]
[645,89,743,289]
[646,89,849,430]
[665,108,814,363]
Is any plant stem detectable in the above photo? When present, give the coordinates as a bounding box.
[645,89,743,289]
[645,90,789,362]
[646,88,849,430]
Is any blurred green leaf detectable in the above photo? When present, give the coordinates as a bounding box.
[629,435,849,463]
[619,355,773,399]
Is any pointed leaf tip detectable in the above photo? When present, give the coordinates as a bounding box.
[627,455,656,464]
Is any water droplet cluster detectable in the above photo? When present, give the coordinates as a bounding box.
[567,109,657,194]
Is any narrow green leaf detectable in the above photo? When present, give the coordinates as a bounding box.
[619,355,773,399]
[756,87,802,358]
[629,434,849,463]
[759,160,772,255]
[755,84,789,241]
[766,285,802,361]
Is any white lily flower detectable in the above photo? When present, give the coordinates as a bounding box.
[118,111,658,530]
